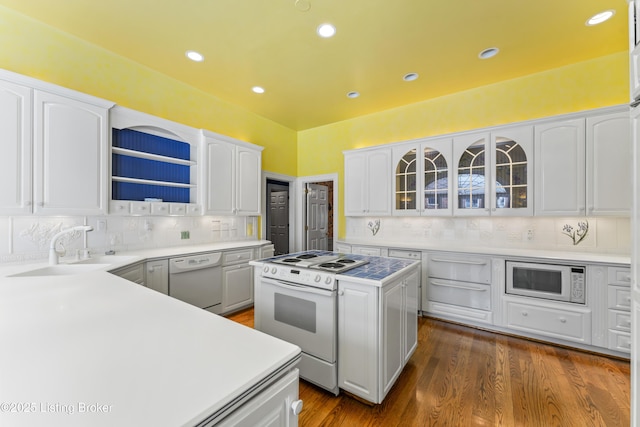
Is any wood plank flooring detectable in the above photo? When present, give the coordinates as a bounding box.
[227,308,630,426]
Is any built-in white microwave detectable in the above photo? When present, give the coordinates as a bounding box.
[505,261,585,304]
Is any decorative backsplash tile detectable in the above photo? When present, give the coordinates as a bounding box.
[0,215,256,264]
[346,216,630,255]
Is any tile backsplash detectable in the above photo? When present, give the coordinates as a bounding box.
[346,216,630,255]
[0,215,258,264]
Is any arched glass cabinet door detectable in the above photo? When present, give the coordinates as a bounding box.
[494,137,527,210]
[492,126,533,216]
[456,136,488,213]
[423,147,449,211]
[395,148,417,211]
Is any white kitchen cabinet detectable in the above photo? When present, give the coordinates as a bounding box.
[535,111,630,216]
[110,262,145,286]
[453,125,533,216]
[201,130,263,216]
[0,79,32,215]
[586,111,631,216]
[392,137,453,216]
[344,148,392,216]
[0,71,113,216]
[34,90,110,215]
[607,266,632,354]
[215,368,301,427]
[221,249,255,314]
[338,264,419,404]
[145,259,169,295]
[503,296,592,345]
[424,252,493,325]
[534,118,586,216]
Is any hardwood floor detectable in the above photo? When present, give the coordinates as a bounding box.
[227,308,630,426]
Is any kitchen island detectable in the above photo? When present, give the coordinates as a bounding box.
[0,266,301,426]
[253,251,420,404]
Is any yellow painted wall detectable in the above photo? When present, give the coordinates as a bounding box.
[298,51,629,238]
[0,5,298,176]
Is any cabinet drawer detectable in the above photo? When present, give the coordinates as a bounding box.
[607,266,631,287]
[608,286,631,311]
[388,249,421,260]
[428,253,491,284]
[352,246,383,256]
[427,278,490,311]
[151,202,170,216]
[131,201,151,215]
[505,300,591,343]
[110,200,131,215]
[608,310,631,332]
[169,203,187,215]
[223,249,253,265]
[608,330,631,353]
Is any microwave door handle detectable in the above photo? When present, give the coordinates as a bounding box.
[261,277,334,296]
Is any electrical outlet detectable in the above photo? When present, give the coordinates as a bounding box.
[97,219,107,231]
[181,231,190,240]
[526,229,534,241]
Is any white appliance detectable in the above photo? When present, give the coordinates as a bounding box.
[255,252,368,395]
[506,260,586,304]
[169,252,223,313]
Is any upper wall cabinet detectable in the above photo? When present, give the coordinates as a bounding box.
[0,70,114,216]
[534,118,585,216]
[534,110,630,216]
[110,106,200,215]
[201,130,263,216]
[586,112,631,216]
[344,148,392,216]
[453,126,533,217]
[392,138,453,216]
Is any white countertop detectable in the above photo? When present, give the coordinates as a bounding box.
[0,240,300,427]
[340,239,631,265]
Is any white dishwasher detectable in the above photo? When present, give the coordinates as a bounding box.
[169,252,223,314]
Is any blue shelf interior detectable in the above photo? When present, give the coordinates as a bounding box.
[112,128,191,203]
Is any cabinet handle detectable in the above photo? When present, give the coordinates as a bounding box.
[338,290,344,296]
[622,274,631,282]
[291,399,304,416]
[521,311,528,317]
[559,317,567,323]
[430,257,487,266]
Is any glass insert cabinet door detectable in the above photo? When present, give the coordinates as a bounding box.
[392,138,453,216]
[453,126,533,216]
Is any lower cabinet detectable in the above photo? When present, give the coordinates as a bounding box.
[215,368,301,427]
[607,266,632,353]
[503,297,592,344]
[110,262,145,286]
[338,265,419,404]
[145,259,169,295]
[221,249,255,314]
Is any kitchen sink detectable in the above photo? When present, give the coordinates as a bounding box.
[9,263,110,277]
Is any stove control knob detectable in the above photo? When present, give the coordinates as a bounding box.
[325,276,333,285]
[271,266,278,274]
[263,265,269,273]
[314,274,322,283]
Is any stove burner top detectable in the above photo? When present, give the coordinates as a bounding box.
[338,259,356,264]
[317,262,345,269]
[281,258,301,263]
[296,254,318,259]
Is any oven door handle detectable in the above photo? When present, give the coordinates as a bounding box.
[261,277,335,296]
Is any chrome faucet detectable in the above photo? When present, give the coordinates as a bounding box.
[49,225,94,265]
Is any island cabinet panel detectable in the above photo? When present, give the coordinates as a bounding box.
[216,368,300,427]
[338,264,419,404]
[338,281,379,402]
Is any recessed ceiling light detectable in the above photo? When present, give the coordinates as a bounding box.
[403,73,419,82]
[586,10,615,26]
[185,50,204,62]
[317,23,336,38]
[252,86,265,94]
[478,47,499,59]
[346,91,360,98]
